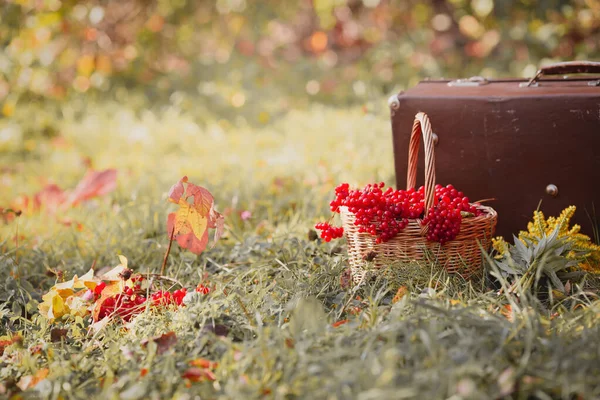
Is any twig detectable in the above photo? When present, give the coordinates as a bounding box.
[147,274,184,289]
[161,226,175,276]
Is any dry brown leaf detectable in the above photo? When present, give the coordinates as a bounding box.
[141,331,177,355]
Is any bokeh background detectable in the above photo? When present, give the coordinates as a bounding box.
[1,0,600,220]
[2,0,599,119]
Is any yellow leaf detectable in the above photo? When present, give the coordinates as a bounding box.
[39,269,99,321]
[66,296,90,317]
[176,201,208,241]
[100,265,127,281]
[51,294,67,319]
[118,255,128,269]
[75,269,97,289]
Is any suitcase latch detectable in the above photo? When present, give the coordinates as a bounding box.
[447,76,489,87]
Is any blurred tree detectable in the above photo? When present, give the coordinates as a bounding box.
[0,0,598,114]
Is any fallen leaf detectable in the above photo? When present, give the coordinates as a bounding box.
[50,328,68,342]
[29,344,43,355]
[332,319,349,328]
[201,323,229,336]
[501,304,515,323]
[0,340,12,356]
[182,367,216,382]
[16,368,49,391]
[99,255,132,283]
[141,331,177,355]
[65,169,118,206]
[339,268,352,290]
[167,176,224,255]
[89,316,111,335]
[392,286,408,304]
[39,268,100,321]
[189,358,218,369]
[34,184,65,213]
[6,168,117,216]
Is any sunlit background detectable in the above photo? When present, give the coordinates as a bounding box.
[2,0,599,116]
[1,0,599,231]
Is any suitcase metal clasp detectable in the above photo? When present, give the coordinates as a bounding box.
[447,76,489,87]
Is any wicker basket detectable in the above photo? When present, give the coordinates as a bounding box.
[341,112,497,282]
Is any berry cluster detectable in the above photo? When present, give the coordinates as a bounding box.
[315,222,344,242]
[195,283,211,295]
[422,184,483,244]
[97,284,146,321]
[317,182,484,245]
[95,274,192,321]
[151,288,187,306]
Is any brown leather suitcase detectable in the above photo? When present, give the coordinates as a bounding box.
[389,61,600,240]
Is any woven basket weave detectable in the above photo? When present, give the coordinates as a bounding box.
[341,112,497,282]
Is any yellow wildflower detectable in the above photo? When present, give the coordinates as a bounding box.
[493,206,600,273]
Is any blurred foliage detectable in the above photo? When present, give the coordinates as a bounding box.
[1,0,599,119]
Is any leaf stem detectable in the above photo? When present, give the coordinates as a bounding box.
[161,226,175,276]
[15,215,20,266]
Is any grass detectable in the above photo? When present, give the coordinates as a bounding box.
[1,98,600,400]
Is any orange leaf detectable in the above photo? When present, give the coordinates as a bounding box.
[392,286,408,304]
[189,358,218,369]
[34,184,66,213]
[167,176,224,255]
[332,319,349,328]
[17,368,49,391]
[6,169,116,216]
[182,367,216,382]
[65,169,117,206]
[501,304,515,322]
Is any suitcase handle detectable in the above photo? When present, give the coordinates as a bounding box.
[406,112,436,213]
[526,61,600,86]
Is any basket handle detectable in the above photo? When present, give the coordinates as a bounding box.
[406,112,436,212]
